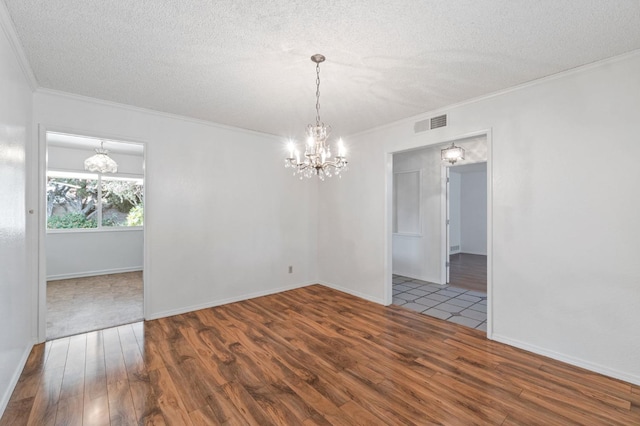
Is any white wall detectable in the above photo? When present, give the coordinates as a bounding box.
[47,230,143,280]
[460,170,487,255]
[0,8,34,415]
[318,51,640,385]
[33,90,318,321]
[46,144,144,279]
[391,137,486,283]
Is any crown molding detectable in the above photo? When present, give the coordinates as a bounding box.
[0,1,38,91]
[34,87,283,142]
[350,48,640,139]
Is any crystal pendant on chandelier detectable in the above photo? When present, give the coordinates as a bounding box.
[284,54,348,180]
[84,141,118,173]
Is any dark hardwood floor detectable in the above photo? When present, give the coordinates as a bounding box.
[2,285,638,425]
[449,253,487,293]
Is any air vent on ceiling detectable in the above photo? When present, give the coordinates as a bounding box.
[430,114,447,129]
[413,114,448,133]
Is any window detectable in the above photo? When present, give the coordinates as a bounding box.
[47,171,143,230]
[100,176,144,227]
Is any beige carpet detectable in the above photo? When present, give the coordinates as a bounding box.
[47,271,143,340]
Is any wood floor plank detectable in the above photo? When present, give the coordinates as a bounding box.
[3,285,639,425]
[82,394,110,426]
[102,327,137,425]
[117,324,164,424]
[59,334,86,401]
[54,395,83,426]
[0,397,34,426]
[25,338,70,426]
[83,331,108,404]
[148,367,192,425]
[5,343,47,402]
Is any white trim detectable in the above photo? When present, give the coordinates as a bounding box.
[36,125,149,342]
[146,281,316,320]
[0,340,35,417]
[47,266,143,281]
[0,1,37,91]
[383,152,393,306]
[386,129,494,337]
[47,226,143,234]
[441,165,448,284]
[485,129,493,339]
[317,280,386,306]
[457,250,487,256]
[390,273,442,285]
[48,168,143,180]
[492,334,640,387]
[36,125,47,342]
[349,49,640,140]
[35,88,284,142]
[392,233,422,238]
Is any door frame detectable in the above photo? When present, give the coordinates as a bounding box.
[386,129,493,338]
[442,160,489,286]
[34,124,148,343]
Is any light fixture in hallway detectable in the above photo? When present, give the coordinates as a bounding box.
[441,142,465,164]
[284,54,348,180]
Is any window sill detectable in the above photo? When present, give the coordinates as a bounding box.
[47,226,143,234]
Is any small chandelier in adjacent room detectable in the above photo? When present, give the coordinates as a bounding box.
[441,142,465,164]
[84,140,118,173]
[285,54,348,180]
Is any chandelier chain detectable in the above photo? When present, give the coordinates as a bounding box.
[315,62,321,125]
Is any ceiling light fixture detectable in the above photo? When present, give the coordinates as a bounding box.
[84,141,118,173]
[285,54,348,180]
[441,142,465,165]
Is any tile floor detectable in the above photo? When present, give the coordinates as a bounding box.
[392,274,487,331]
[47,271,143,340]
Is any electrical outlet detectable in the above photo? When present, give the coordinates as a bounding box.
[288,266,293,273]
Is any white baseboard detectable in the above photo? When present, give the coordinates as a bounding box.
[146,281,316,320]
[47,266,143,281]
[492,334,640,387]
[317,280,385,305]
[391,272,442,285]
[458,250,487,256]
[0,340,35,418]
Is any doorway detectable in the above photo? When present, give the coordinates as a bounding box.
[446,162,487,293]
[42,131,145,340]
[390,133,490,333]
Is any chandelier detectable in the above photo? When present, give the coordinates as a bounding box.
[285,54,348,180]
[441,142,465,165]
[84,140,118,173]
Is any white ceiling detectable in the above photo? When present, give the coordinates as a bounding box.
[5,1,640,138]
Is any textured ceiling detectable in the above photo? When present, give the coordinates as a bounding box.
[5,1,640,138]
